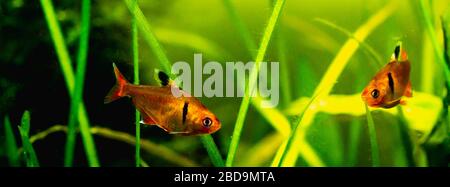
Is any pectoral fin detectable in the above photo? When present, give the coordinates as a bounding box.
[404,80,412,97]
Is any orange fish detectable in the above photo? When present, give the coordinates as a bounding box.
[104,63,221,135]
[361,44,412,108]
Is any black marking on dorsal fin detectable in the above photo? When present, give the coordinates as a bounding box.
[158,71,169,86]
[182,102,189,125]
[394,44,401,61]
[154,69,170,86]
[388,72,394,93]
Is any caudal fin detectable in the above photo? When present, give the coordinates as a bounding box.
[104,63,129,103]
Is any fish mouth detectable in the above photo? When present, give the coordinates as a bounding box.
[209,124,221,134]
[361,93,384,108]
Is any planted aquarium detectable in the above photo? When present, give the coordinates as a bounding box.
[0,0,449,176]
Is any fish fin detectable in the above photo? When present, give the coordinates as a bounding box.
[400,99,407,105]
[154,69,174,87]
[169,131,190,135]
[404,80,412,97]
[141,114,158,125]
[394,43,401,61]
[392,41,408,62]
[104,63,130,103]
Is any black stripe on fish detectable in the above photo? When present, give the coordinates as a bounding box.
[394,45,400,60]
[182,102,189,125]
[388,72,394,93]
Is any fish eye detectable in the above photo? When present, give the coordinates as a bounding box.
[371,89,380,99]
[202,117,212,128]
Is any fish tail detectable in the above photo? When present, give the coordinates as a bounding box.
[104,63,130,104]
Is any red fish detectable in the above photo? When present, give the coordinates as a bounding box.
[361,44,412,108]
[104,63,221,135]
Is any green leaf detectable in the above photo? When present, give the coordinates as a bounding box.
[365,104,380,167]
[18,111,39,167]
[20,111,30,136]
[40,0,99,167]
[201,135,224,167]
[226,0,286,167]
[4,116,20,167]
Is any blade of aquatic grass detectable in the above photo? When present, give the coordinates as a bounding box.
[123,0,171,73]
[18,111,39,167]
[396,106,415,166]
[421,31,435,93]
[364,104,380,167]
[277,94,320,167]
[348,119,362,166]
[397,106,429,166]
[25,125,199,166]
[225,0,286,167]
[201,135,224,167]
[251,96,290,137]
[123,0,224,166]
[223,0,295,146]
[222,0,257,58]
[315,18,384,68]
[271,135,324,166]
[140,159,149,167]
[154,28,231,60]
[277,27,292,107]
[442,17,450,73]
[4,116,19,166]
[131,0,140,168]
[40,0,99,166]
[64,0,91,167]
[283,1,397,166]
[223,0,291,107]
[321,115,344,165]
[239,133,284,166]
[283,16,340,53]
[419,0,450,89]
[224,0,319,165]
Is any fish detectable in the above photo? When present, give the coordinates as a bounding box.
[361,44,412,108]
[104,63,221,135]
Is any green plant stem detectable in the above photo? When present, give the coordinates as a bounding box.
[131,0,140,168]
[40,0,99,166]
[315,18,384,68]
[364,104,380,167]
[277,29,292,107]
[123,0,224,166]
[348,119,362,166]
[278,95,318,166]
[124,0,171,73]
[225,0,286,167]
[201,135,224,167]
[25,125,200,167]
[64,0,91,167]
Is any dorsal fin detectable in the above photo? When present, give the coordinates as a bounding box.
[394,44,400,61]
[154,69,172,86]
[393,41,408,61]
